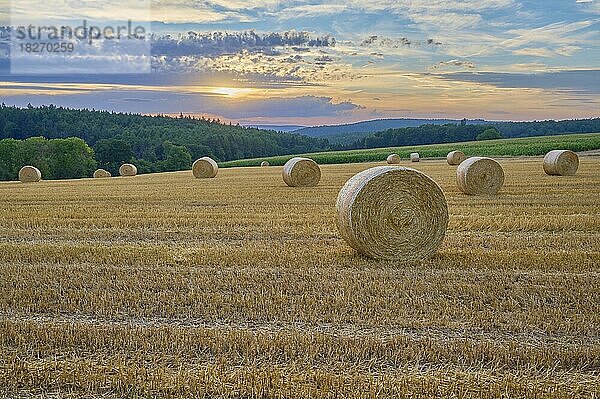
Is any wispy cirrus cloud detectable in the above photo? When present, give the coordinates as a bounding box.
[272,4,350,20]
[500,20,598,48]
[575,0,600,14]
[512,46,584,58]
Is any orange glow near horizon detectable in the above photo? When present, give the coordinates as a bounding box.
[210,87,254,97]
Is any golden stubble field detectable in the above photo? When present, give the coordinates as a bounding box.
[0,158,599,398]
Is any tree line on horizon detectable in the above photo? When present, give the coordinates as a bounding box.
[336,124,503,150]
[0,104,598,181]
[332,118,600,150]
[0,104,329,180]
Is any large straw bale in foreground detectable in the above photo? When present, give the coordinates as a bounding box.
[119,164,137,177]
[447,150,466,165]
[192,157,218,178]
[282,157,321,187]
[543,150,579,176]
[19,166,41,183]
[93,169,111,178]
[386,154,401,164]
[336,166,448,261]
[456,157,504,195]
[261,161,270,167]
[410,152,420,162]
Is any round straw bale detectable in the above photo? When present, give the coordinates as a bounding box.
[119,163,137,177]
[19,166,41,183]
[543,150,579,176]
[282,157,321,187]
[386,154,401,164]
[410,152,420,162]
[192,157,218,178]
[456,157,504,195]
[93,169,111,178]
[446,150,466,165]
[261,161,270,167]
[336,166,448,261]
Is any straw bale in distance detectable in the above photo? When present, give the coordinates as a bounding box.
[261,161,270,167]
[93,169,111,178]
[386,154,401,164]
[282,157,321,187]
[543,150,579,176]
[447,150,466,165]
[456,157,504,195]
[192,157,218,178]
[410,153,420,162]
[119,164,137,177]
[18,166,41,183]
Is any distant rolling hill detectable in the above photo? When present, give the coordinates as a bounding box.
[244,124,307,132]
[293,118,489,143]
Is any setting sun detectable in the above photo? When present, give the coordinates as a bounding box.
[210,87,253,97]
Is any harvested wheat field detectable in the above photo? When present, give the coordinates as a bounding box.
[0,157,599,398]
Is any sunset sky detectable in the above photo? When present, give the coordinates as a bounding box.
[1,0,599,126]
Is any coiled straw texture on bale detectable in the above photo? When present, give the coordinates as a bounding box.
[456,157,504,195]
[261,161,270,167]
[93,169,111,178]
[119,164,137,177]
[543,150,579,176]
[447,150,466,165]
[386,154,401,164]
[192,157,218,178]
[19,166,41,183]
[410,153,420,162]
[282,157,321,187]
[336,166,448,261]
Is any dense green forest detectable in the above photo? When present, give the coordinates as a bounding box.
[339,119,600,150]
[339,124,498,150]
[0,137,96,181]
[0,104,329,178]
[0,105,598,181]
[492,118,600,138]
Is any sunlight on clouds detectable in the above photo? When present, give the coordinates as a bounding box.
[512,48,556,58]
[0,82,123,96]
[210,87,254,97]
[2,0,599,122]
[10,0,151,23]
[0,0,8,24]
[512,46,584,58]
[333,69,599,120]
[2,69,598,123]
[409,12,483,30]
[273,4,349,19]
[150,1,252,23]
[504,63,549,72]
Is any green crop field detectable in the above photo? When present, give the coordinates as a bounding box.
[0,157,599,397]
[221,133,600,167]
